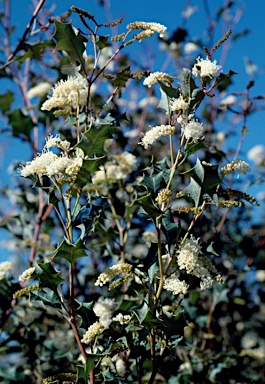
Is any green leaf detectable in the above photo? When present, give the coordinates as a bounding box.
[30,290,61,308]
[157,81,179,114]
[74,203,104,239]
[185,141,207,158]
[161,209,180,247]
[75,300,94,328]
[77,124,113,157]
[0,90,14,113]
[140,172,165,194]
[206,242,219,256]
[183,158,222,207]
[34,262,64,292]
[96,35,110,50]
[75,156,106,187]
[14,40,55,63]
[77,355,102,382]
[112,66,131,88]
[134,302,149,324]
[53,21,87,72]
[8,109,34,138]
[212,70,238,91]
[132,193,162,221]
[177,69,197,100]
[53,238,87,264]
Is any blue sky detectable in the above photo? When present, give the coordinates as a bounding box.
[0,0,265,259]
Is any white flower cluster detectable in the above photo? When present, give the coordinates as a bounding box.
[44,134,70,152]
[247,145,265,166]
[127,21,167,37]
[27,82,51,99]
[0,261,12,280]
[92,152,137,184]
[192,57,222,79]
[221,159,251,177]
[93,297,116,328]
[112,313,132,324]
[19,267,35,283]
[41,75,88,114]
[95,263,132,287]
[19,135,83,178]
[139,125,175,149]
[81,321,104,344]
[182,120,204,142]
[177,236,215,290]
[163,275,189,297]
[170,95,190,112]
[143,72,173,87]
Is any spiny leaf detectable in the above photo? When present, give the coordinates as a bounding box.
[53,21,87,72]
[132,193,162,221]
[157,81,179,113]
[34,262,64,292]
[14,40,55,63]
[0,90,14,113]
[185,141,207,159]
[177,69,197,100]
[96,35,110,50]
[75,156,106,187]
[112,66,131,88]
[212,70,238,90]
[161,209,180,247]
[183,158,221,207]
[77,124,113,157]
[8,109,34,139]
[140,172,165,194]
[53,238,87,264]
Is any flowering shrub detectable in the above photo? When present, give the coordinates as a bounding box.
[0,2,264,384]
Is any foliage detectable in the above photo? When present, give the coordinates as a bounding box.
[0,2,264,384]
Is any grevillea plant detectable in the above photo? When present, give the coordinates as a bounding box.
[0,3,264,384]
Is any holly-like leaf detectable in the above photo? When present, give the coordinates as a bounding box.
[212,70,238,91]
[53,21,87,72]
[185,141,207,159]
[177,69,197,100]
[0,90,14,113]
[74,203,104,239]
[77,355,103,382]
[158,81,179,114]
[161,209,180,247]
[30,290,61,309]
[140,172,165,194]
[96,35,110,50]
[132,193,162,221]
[53,238,87,265]
[34,262,64,292]
[75,156,106,187]
[183,158,221,207]
[75,300,94,328]
[112,66,131,88]
[77,124,113,157]
[8,109,34,139]
[14,40,55,63]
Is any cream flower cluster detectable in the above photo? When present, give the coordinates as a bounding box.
[182,120,204,142]
[192,57,222,79]
[143,72,173,87]
[0,261,12,280]
[20,135,83,178]
[112,313,132,324]
[95,263,132,287]
[127,21,167,37]
[19,267,35,283]
[170,95,190,112]
[92,151,137,184]
[27,82,51,99]
[81,321,104,344]
[93,297,116,328]
[163,275,189,297]
[139,125,175,149]
[177,236,215,290]
[41,75,88,114]
[221,159,251,177]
